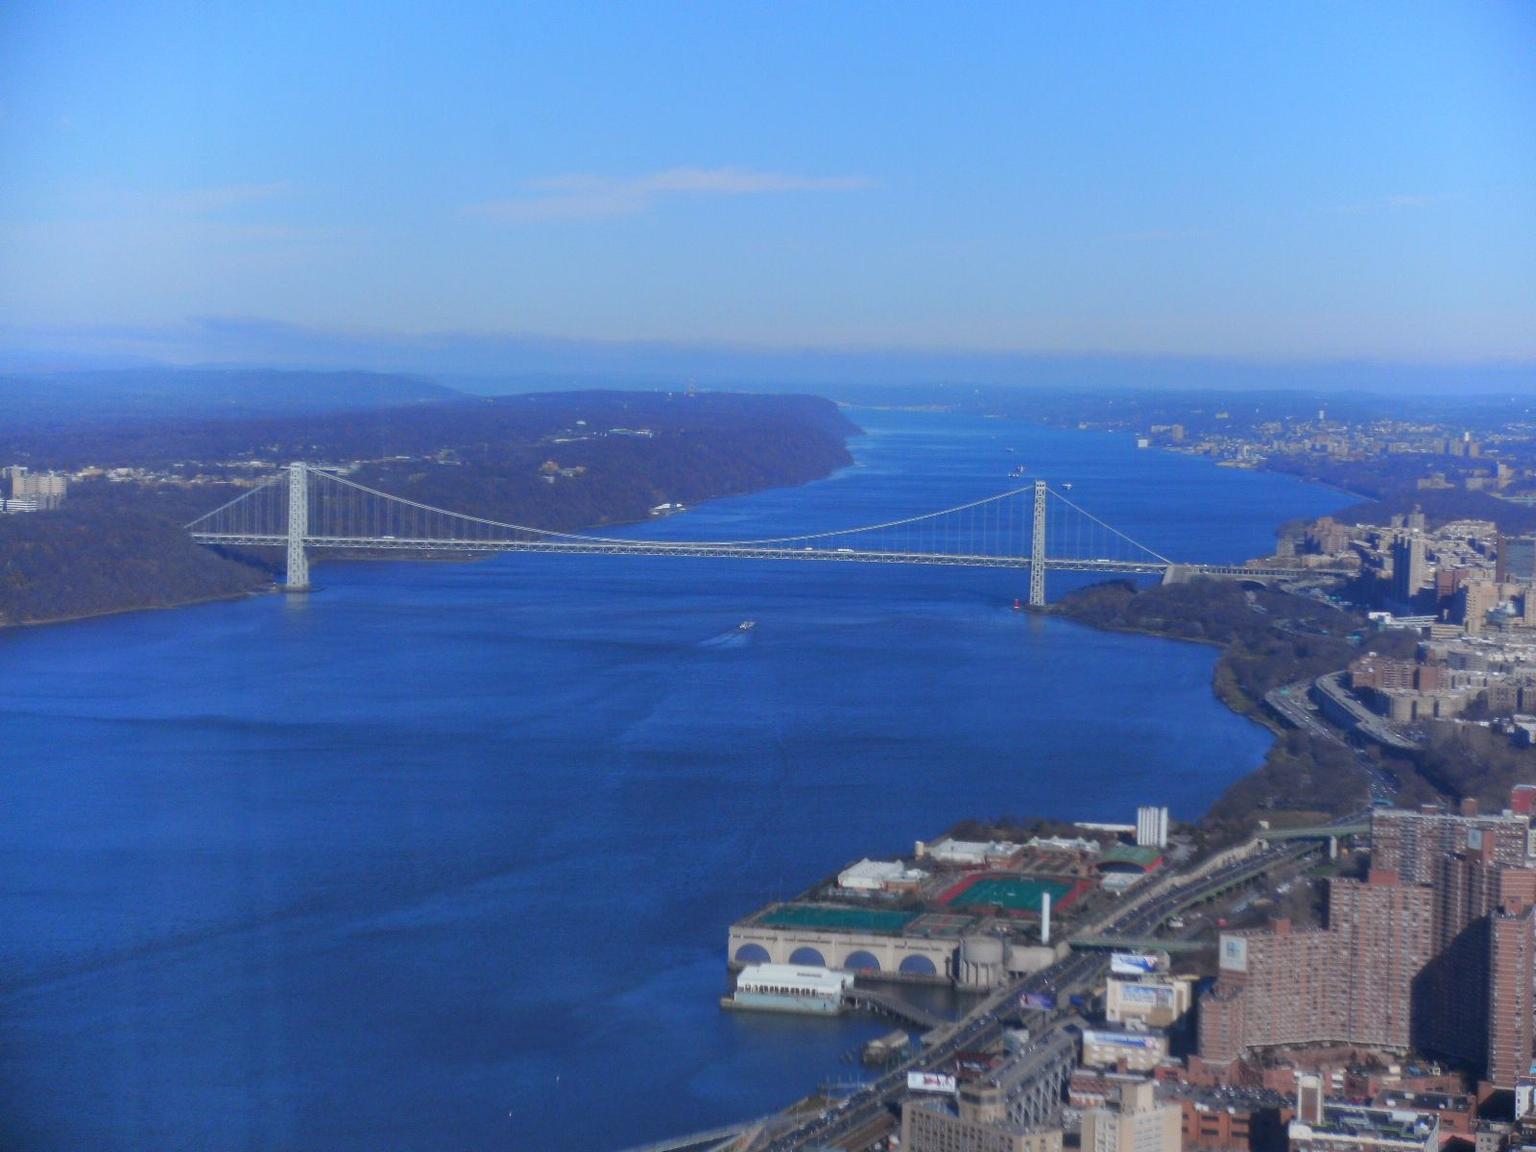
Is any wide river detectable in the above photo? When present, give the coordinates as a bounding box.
[0,410,1345,1151]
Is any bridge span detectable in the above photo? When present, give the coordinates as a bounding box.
[187,463,1352,606]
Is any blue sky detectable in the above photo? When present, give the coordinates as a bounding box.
[1,2,1533,371]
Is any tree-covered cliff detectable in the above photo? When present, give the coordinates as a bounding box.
[0,390,857,627]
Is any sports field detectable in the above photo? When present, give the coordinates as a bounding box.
[757,904,918,934]
[943,875,1076,913]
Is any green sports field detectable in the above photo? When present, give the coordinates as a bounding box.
[945,875,1075,912]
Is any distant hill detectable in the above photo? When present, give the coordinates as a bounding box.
[0,368,461,428]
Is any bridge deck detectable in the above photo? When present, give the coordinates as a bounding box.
[189,532,1348,579]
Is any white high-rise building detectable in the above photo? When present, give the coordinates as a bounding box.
[1136,806,1168,849]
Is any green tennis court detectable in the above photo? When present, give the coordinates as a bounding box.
[758,904,918,934]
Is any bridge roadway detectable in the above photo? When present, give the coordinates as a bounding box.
[1069,936,1210,953]
[189,530,1351,581]
[746,818,1359,1152]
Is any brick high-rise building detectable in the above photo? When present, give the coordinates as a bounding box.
[1370,808,1529,886]
[1203,805,1536,1077]
[1417,846,1536,1080]
[1198,874,1432,1061]
[1434,844,1536,949]
[1419,846,1501,1065]
[1488,907,1536,1088]
[1200,924,1341,1064]
[1330,873,1435,1050]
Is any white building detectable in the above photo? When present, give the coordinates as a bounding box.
[837,858,928,891]
[5,466,67,508]
[1082,1080,1181,1152]
[1026,835,1100,854]
[1136,807,1169,849]
[735,963,854,999]
[919,838,1021,866]
[1081,1028,1170,1073]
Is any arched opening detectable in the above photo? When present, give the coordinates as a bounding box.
[844,950,881,971]
[734,943,771,966]
[899,954,938,977]
[788,946,827,967]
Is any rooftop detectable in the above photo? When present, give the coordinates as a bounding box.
[905,1094,1050,1136]
[1163,1083,1291,1111]
[1374,1092,1472,1115]
[1294,1105,1440,1145]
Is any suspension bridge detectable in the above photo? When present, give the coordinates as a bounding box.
[185,463,1350,606]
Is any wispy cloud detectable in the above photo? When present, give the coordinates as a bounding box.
[468,166,873,221]
[1385,192,1450,210]
[166,181,292,215]
[1328,191,1453,215]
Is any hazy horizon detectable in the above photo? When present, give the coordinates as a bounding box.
[3,315,1534,398]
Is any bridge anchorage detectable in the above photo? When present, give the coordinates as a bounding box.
[185,464,1351,605]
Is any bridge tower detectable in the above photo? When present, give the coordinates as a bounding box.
[1028,480,1048,607]
[285,462,310,592]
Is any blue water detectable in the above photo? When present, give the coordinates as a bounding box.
[0,411,1345,1151]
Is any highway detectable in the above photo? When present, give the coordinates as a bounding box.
[1312,672,1421,752]
[751,825,1345,1152]
[1264,678,1347,746]
[1265,677,1403,805]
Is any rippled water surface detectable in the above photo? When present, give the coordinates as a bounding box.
[0,411,1345,1150]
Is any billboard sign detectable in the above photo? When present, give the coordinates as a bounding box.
[1219,936,1249,973]
[1084,1029,1163,1051]
[908,1072,958,1095]
[1516,1074,1536,1120]
[1110,952,1163,976]
[1118,982,1175,1008]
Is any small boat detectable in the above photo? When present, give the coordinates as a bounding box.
[1008,466,1027,478]
[738,620,757,632]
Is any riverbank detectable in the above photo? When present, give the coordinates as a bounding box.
[7,586,275,632]
[1052,576,1377,842]
[0,391,858,631]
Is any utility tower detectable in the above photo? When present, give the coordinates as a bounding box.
[285,462,310,591]
[1028,479,1048,607]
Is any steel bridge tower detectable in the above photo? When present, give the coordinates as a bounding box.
[1028,479,1048,607]
[285,462,310,592]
